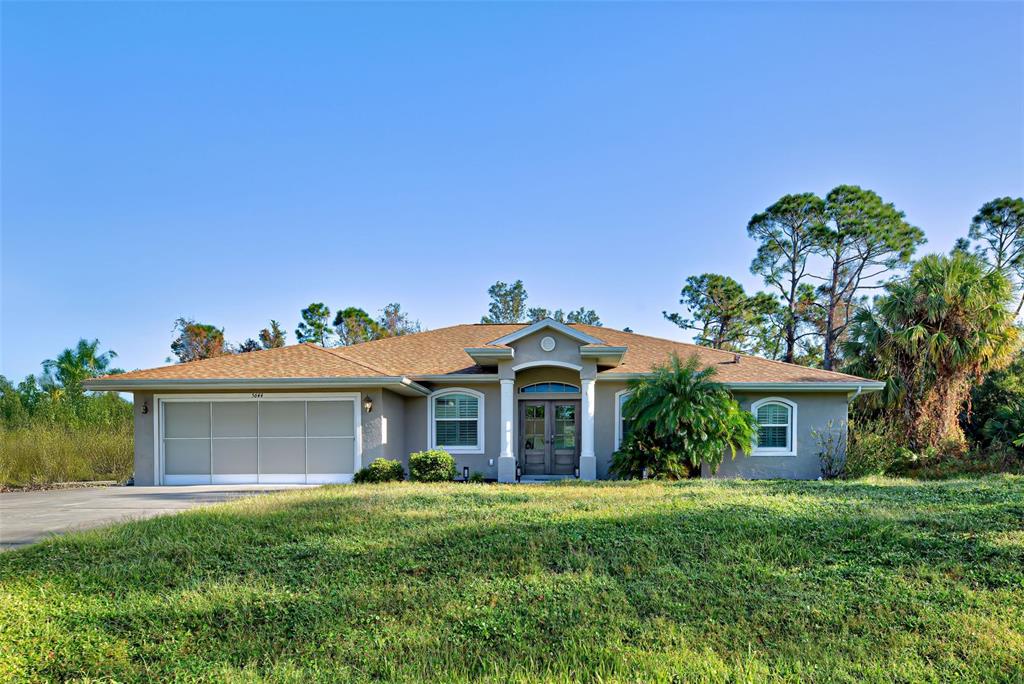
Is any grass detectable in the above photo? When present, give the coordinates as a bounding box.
[1,478,1022,683]
[0,424,133,488]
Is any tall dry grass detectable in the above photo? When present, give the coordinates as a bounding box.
[0,423,133,487]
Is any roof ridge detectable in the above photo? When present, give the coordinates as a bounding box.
[302,343,392,376]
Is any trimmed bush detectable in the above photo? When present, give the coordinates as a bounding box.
[408,449,456,482]
[353,458,405,484]
[468,471,486,484]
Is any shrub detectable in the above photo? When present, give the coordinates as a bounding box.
[0,423,133,488]
[408,449,456,482]
[844,419,913,478]
[610,354,756,479]
[468,471,486,484]
[353,458,405,484]
[811,419,847,479]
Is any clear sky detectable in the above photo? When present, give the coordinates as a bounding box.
[2,1,1022,380]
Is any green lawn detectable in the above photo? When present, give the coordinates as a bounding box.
[2,478,1023,683]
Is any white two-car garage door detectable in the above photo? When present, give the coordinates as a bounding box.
[159,394,360,485]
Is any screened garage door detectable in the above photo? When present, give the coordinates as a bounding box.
[160,395,359,485]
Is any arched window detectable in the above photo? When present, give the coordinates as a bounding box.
[519,382,580,394]
[750,398,797,456]
[615,389,633,450]
[429,388,484,453]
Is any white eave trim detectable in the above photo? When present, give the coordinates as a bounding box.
[487,318,605,346]
[412,374,501,383]
[83,376,432,396]
[464,347,515,360]
[579,346,627,357]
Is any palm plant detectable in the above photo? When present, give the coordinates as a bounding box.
[844,252,1019,450]
[42,339,120,396]
[611,353,756,478]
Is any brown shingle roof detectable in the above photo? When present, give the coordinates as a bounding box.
[97,323,873,385]
[106,343,388,381]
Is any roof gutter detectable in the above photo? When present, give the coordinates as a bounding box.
[82,376,432,396]
[594,376,885,392]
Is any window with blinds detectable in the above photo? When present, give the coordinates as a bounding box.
[754,401,793,452]
[433,392,481,449]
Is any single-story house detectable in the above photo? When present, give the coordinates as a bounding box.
[84,319,883,485]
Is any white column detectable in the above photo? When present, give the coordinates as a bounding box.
[579,376,596,480]
[498,378,516,482]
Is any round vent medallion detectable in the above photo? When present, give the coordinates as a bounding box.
[540,336,556,352]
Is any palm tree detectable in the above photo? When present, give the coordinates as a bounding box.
[42,339,120,397]
[845,252,1019,450]
[611,353,756,478]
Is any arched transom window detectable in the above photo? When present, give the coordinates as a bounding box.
[751,398,797,456]
[430,389,484,453]
[519,382,580,394]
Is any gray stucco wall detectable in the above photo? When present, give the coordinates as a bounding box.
[411,381,501,479]
[133,392,156,486]
[595,380,630,479]
[704,392,849,480]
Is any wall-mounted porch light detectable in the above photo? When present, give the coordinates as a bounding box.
[463,466,470,481]
[574,466,580,479]
[515,465,522,483]
[363,395,374,413]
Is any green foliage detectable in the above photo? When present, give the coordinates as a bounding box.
[965,354,1024,448]
[845,252,1019,450]
[2,479,1022,681]
[967,196,1024,284]
[353,458,406,484]
[377,302,421,337]
[0,423,133,487]
[170,318,227,362]
[610,354,756,478]
[295,303,334,346]
[528,307,603,326]
[236,338,261,353]
[468,471,486,483]
[981,401,1024,449]
[748,192,824,363]
[481,280,528,323]
[1,338,134,486]
[408,449,456,482]
[258,320,287,349]
[333,306,381,345]
[334,303,421,345]
[42,339,121,396]
[664,273,781,354]
[844,419,913,478]
[812,185,925,370]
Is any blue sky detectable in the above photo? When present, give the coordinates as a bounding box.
[2,1,1022,380]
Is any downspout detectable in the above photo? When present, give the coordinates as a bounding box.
[848,384,863,404]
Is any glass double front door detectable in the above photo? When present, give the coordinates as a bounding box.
[519,400,580,476]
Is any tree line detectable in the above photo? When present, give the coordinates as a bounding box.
[665,188,1024,457]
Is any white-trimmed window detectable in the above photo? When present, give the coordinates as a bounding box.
[614,389,633,451]
[430,388,484,453]
[751,397,797,456]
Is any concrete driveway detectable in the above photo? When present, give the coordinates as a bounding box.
[0,485,314,551]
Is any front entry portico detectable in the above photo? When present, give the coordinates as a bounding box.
[496,359,599,482]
